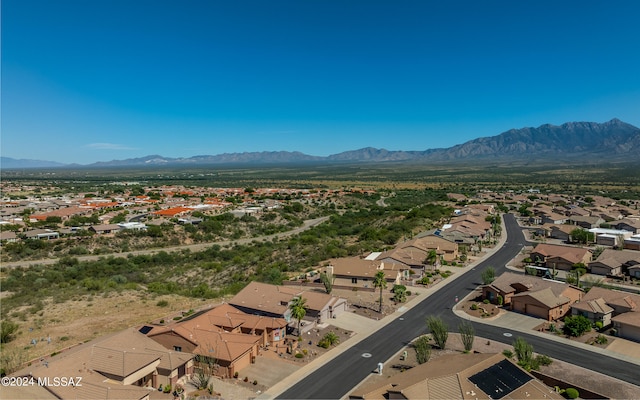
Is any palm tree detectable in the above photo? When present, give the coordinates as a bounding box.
[373,270,387,313]
[289,296,307,336]
[425,249,438,266]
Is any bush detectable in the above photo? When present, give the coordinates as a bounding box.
[595,334,608,345]
[595,321,603,330]
[563,315,592,337]
[483,299,490,304]
[470,304,478,310]
[502,349,514,359]
[565,388,579,399]
[294,353,304,358]
[156,300,169,307]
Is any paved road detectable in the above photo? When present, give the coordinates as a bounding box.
[2,217,329,269]
[277,214,640,399]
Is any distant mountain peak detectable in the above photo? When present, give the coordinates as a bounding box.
[2,119,638,168]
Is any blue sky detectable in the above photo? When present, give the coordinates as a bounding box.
[2,0,640,164]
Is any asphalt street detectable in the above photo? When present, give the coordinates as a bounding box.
[278,214,640,399]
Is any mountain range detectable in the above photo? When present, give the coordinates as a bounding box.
[2,119,639,169]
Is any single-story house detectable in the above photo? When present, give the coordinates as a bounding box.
[24,229,60,240]
[482,272,583,321]
[326,257,405,289]
[89,223,122,234]
[588,249,640,277]
[148,324,260,379]
[571,297,615,327]
[229,281,348,332]
[146,303,287,378]
[529,243,592,271]
[615,219,640,234]
[612,312,640,342]
[568,215,605,229]
[10,328,193,400]
[0,231,18,243]
[348,353,562,400]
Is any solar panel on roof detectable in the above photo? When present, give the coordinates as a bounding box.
[138,325,153,334]
[468,359,533,399]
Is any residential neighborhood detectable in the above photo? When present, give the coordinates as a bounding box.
[2,182,640,400]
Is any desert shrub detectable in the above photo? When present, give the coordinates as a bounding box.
[535,354,552,367]
[470,303,478,310]
[565,388,579,399]
[595,321,603,330]
[595,334,608,345]
[483,299,490,304]
[1,321,19,344]
[156,300,169,307]
[414,335,431,364]
[497,295,503,306]
[426,316,448,349]
[502,349,513,359]
[563,315,591,337]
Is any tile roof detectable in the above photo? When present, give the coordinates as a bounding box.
[12,328,191,400]
[581,287,639,311]
[572,297,614,315]
[349,353,561,400]
[531,243,591,264]
[488,272,578,299]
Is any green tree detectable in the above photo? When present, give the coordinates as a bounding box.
[373,270,387,313]
[563,315,592,337]
[426,316,448,349]
[513,337,533,369]
[289,296,308,336]
[458,320,475,352]
[414,335,431,364]
[570,228,594,244]
[481,266,496,285]
[320,272,334,294]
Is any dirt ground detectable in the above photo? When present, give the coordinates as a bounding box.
[3,290,214,370]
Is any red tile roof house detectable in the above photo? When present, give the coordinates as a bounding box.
[229,281,348,334]
[529,243,592,271]
[147,303,286,378]
[9,328,193,400]
[152,206,192,218]
[482,272,583,321]
[588,249,640,277]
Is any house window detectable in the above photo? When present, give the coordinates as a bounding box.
[174,346,182,352]
[351,277,358,284]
